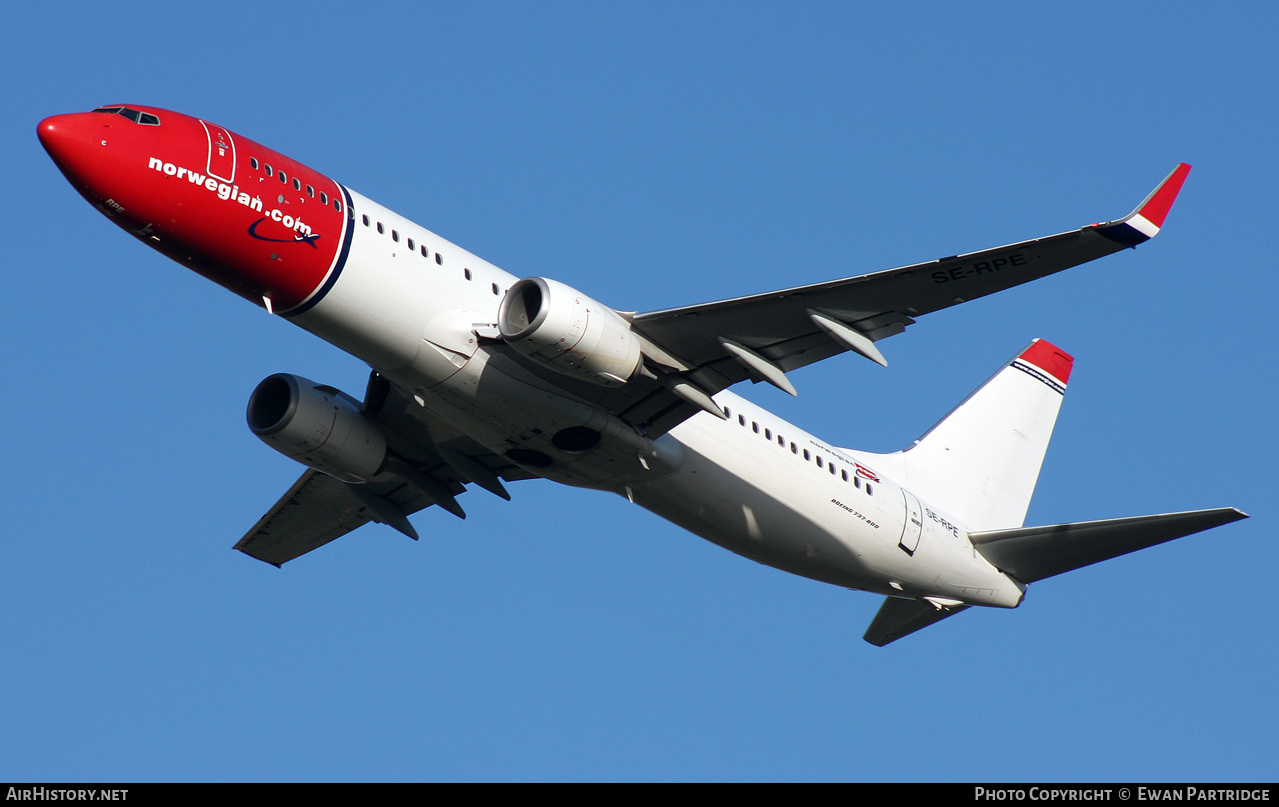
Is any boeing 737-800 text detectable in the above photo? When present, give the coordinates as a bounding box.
[38,105,1246,645]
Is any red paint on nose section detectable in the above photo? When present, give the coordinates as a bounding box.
[39,106,350,313]
[38,114,94,175]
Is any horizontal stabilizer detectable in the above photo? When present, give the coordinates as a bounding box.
[863,597,970,647]
[970,507,1248,583]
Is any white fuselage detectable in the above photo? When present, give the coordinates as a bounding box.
[292,187,1025,608]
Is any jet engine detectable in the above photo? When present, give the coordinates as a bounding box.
[246,373,387,483]
[497,277,643,387]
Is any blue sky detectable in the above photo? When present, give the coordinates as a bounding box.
[4,1,1275,782]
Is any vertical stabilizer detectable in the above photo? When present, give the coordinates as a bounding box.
[847,339,1073,532]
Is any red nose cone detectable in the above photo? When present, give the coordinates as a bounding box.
[38,113,94,176]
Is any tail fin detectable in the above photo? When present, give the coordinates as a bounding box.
[846,339,1073,531]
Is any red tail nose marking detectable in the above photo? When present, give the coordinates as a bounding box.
[1019,338,1074,385]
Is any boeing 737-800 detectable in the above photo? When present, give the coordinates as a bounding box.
[37,105,1246,645]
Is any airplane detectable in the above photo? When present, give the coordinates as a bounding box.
[37,104,1247,646]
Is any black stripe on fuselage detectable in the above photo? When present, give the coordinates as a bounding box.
[282,184,356,318]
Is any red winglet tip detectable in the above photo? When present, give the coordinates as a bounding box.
[1137,163,1191,229]
[1019,338,1074,385]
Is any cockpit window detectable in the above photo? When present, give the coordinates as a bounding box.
[90,106,161,126]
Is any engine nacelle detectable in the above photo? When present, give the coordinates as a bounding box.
[497,277,643,387]
[246,373,387,483]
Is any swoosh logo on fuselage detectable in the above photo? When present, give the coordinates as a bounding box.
[248,217,321,248]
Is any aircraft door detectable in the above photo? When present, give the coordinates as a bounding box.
[899,489,923,555]
[200,120,236,183]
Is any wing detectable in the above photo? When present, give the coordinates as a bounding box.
[234,468,410,566]
[631,164,1190,393]
[483,165,1189,438]
[234,373,535,566]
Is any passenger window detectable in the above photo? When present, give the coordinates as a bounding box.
[803,450,811,461]
[320,192,329,205]
[841,470,849,482]
[333,199,342,212]
[362,215,370,226]
[250,157,259,170]
[867,484,874,496]
[392,230,399,242]
[293,178,301,191]
[492,283,500,295]
[738,415,746,426]
[265,165,273,177]
[279,171,288,184]
[421,245,429,258]
[464,269,472,280]
[377,222,384,234]
[752,422,759,434]
[435,253,443,265]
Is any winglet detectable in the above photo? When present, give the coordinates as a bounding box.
[1134,162,1192,229]
[1095,163,1191,248]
